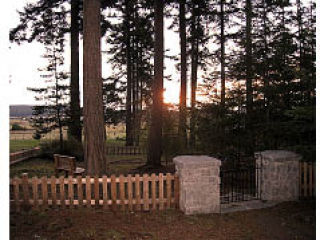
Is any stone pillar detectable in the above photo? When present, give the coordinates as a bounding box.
[255,150,301,201]
[173,155,221,215]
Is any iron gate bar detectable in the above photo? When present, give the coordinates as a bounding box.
[220,165,261,204]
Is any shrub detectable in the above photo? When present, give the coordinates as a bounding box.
[11,123,25,131]
[39,138,84,162]
[33,132,42,140]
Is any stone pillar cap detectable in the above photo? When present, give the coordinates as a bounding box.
[173,155,221,167]
[256,150,302,162]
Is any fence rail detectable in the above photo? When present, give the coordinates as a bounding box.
[106,146,146,155]
[10,173,179,212]
[300,161,315,199]
[10,147,41,165]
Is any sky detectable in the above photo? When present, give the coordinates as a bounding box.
[7,0,315,107]
[8,0,182,106]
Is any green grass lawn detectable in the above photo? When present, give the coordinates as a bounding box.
[10,139,40,153]
[10,155,147,178]
[10,138,127,153]
[106,138,126,146]
[10,158,54,178]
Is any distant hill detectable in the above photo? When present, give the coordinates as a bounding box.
[10,105,34,118]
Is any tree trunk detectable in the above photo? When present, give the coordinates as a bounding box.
[262,0,270,122]
[134,41,141,146]
[309,3,315,104]
[178,0,187,148]
[135,44,142,146]
[83,0,106,175]
[53,47,64,151]
[57,106,64,151]
[69,0,82,142]
[132,22,137,146]
[189,11,199,149]
[147,0,163,166]
[245,0,253,154]
[125,0,134,146]
[220,0,226,108]
[245,0,253,116]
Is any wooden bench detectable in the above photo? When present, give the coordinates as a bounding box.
[54,154,85,177]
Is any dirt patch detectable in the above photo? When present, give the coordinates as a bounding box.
[10,201,315,240]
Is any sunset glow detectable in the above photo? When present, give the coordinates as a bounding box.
[163,85,180,104]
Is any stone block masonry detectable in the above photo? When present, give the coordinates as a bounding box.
[255,150,301,201]
[173,155,221,215]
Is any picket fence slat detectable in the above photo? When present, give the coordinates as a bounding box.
[312,162,315,196]
[303,162,307,197]
[13,177,20,212]
[22,173,29,206]
[69,176,74,208]
[86,176,91,208]
[151,173,156,210]
[127,174,133,211]
[111,175,117,210]
[143,174,149,211]
[166,173,171,209]
[10,173,179,212]
[60,176,65,209]
[119,175,125,211]
[309,163,313,197]
[51,176,57,208]
[77,176,83,207]
[174,174,179,208]
[32,177,38,210]
[135,174,141,211]
[299,161,315,199]
[159,173,164,210]
[102,176,108,209]
[42,177,48,209]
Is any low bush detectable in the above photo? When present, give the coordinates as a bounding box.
[39,138,84,162]
[11,123,25,131]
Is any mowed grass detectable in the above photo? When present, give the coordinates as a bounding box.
[10,155,147,178]
[10,118,128,152]
[10,138,126,153]
[10,158,54,178]
[10,139,40,153]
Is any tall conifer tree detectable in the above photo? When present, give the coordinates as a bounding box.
[83,0,106,175]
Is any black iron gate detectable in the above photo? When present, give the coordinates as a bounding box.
[220,163,261,204]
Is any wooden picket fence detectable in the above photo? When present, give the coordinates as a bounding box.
[105,146,146,155]
[300,161,315,199]
[10,173,179,212]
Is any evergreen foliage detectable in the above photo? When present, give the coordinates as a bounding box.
[28,7,69,150]
[11,0,316,165]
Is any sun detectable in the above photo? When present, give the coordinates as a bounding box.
[163,84,180,104]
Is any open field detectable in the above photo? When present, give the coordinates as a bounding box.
[10,118,128,153]
[10,118,127,140]
[10,201,315,240]
[9,118,129,153]
[9,138,127,154]
[10,139,40,153]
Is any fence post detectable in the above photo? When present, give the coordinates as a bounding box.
[22,173,30,209]
[256,150,301,201]
[13,177,20,212]
[173,156,221,215]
